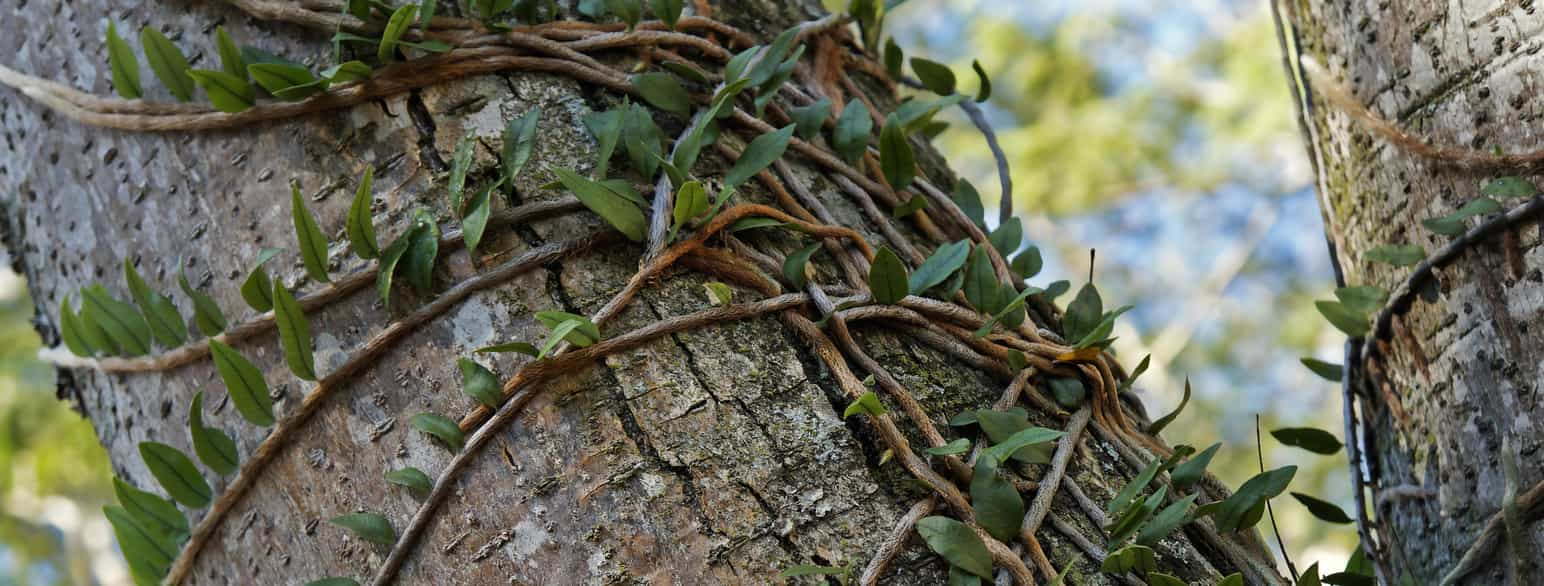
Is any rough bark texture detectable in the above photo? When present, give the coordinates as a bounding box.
[1286,0,1544,583]
[2,0,1245,583]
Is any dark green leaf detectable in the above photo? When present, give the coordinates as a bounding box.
[981,426,1063,466]
[80,285,152,356]
[209,339,274,426]
[1010,246,1043,280]
[783,242,822,290]
[402,210,441,294]
[1146,573,1187,586]
[926,438,971,456]
[376,224,417,306]
[1062,283,1103,343]
[58,297,96,356]
[1291,492,1353,524]
[1117,354,1151,393]
[909,240,969,295]
[106,23,142,99]
[187,70,255,113]
[961,245,998,313]
[972,285,1042,337]
[248,63,320,101]
[916,516,993,578]
[1271,427,1342,455]
[1107,485,1166,546]
[175,262,227,337]
[582,108,623,178]
[139,441,211,508]
[330,512,396,545]
[649,0,683,29]
[910,57,956,95]
[501,108,541,188]
[410,413,465,451]
[475,341,539,356]
[988,217,1022,255]
[883,37,904,78]
[321,61,373,84]
[188,391,239,476]
[346,0,371,19]
[475,0,515,19]
[632,72,690,116]
[878,115,915,190]
[790,98,831,140]
[975,409,1054,464]
[419,0,438,27]
[462,181,496,253]
[551,167,647,241]
[605,0,643,28]
[892,194,927,218]
[1422,197,1500,235]
[1214,466,1296,532]
[1365,244,1424,267]
[113,477,188,539]
[952,179,986,229]
[1107,460,1161,516]
[240,248,281,312]
[1301,358,1343,382]
[140,27,194,101]
[347,168,380,259]
[1171,442,1220,492]
[1100,544,1157,575]
[103,505,176,580]
[385,467,432,493]
[1298,563,1323,586]
[272,281,317,380]
[124,259,187,348]
[1480,176,1537,199]
[1217,574,1245,586]
[832,99,873,164]
[971,59,991,102]
[305,578,362,586]
[868,247,909,304]
[970,457,1023,542]
[1315,300,1369,337]
[448,130,476,212]
[292,184,332,283]
[725,124,796,190]
[379,4,419,61]
[746,27,800,88]
[1335,285,1387,316]
[458,358,500,407]
[1048,376,1085,409]
[1147,378,1190,434]
[1073,304,1131,350]
[1137,493,1197,546]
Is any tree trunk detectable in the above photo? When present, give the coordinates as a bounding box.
[1283,1,1544,583]
[1,0,1258,583]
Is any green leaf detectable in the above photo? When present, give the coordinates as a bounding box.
[632,72,691,116]
[1147,573,1187,586]
[458,358,500,407]
[582,108,623,178]
[538,319,584,358]
[305,578,362,586]
[1481,176,1538,199]
[790,98,831,140]
[842,390,887,418]
[462,181,496,253]
[878,115,915,190]
[1315,300,1369,337]
[476,341,539,356]
[868,247,910,304]
[910,57,956,95]
[1011,246,1043,280]
[80,285,152,356]
[892,194,927,218]
[649,0,684,28]
[916,516,993,579]
[1171,442,1220,492]
[909,240,969,296]
[188,391,239,476]
[1365,244,1424,267]
[725,124,796,190]
[970,457,1024,542]
[1271,427,1342,455]
[783,242,822,290]
[988,218,1022,256]
[671,180,709,233]
[272,281,317,381]
[345,0,371,20]
[1107,460,1162,517]
[292,184,332,283]
[239,248,281,312]
[419,0,438,28]
[975,409,1055,464]
[448,130,476,212]
[1217,574,1245,586]
[247,61,321,100]
[1048,376,1085,409]
[1106,485,1166,546]
[981,426,1064,466]
[535,311,601,347]
[972,286,1042,338]
[501,108,542,188]
[474,0,515,19]
[139,441,212,508]
[124,259,187,348]
[952,179,986,229]
[330,512,396,545]
[321,61,373,84]
[1298,563,1323,586]
[209,339,274,426]
[1073,305,1131,350]
[1146,378,1190,435]
[1335,285,1387,316]
[1213,465,1297,532]
[410,413,465,451]
[106,23,142,99]
[926,438,971,456]
[71,295,118,355]
[176,262,227,337]
[1301,358,1343,382]
[1291,492,1353,524]
[702,281,733,306]
[971,59,991,102]
[379,4,419,61]
[1422,197,1500,235]
[551,167,647,242]
[621,102,664,177]
[384,467,432,494]
[727,217,786,233]
[605,0,643,28]
[832,99,873,164]
[187,70,255,112]
[401,210,441,294]
[961,245,997,313]
[1099,544,1157,575]
[347,168,380,259]
[103,505,176,580]
[1062,283,1103,343]
[376,224,417,306]
[883,37,904,78]
[1136,493,1197,546]
[113,477,188,540]
[140,27,194,101]
[58,297,96,356]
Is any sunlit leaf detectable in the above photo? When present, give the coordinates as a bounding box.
[106,23,142,99]
[842,390,887,418]
[140,27,194,101]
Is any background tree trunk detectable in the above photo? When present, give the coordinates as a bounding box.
[1,0,1254,583]
[1284,1,1544,583]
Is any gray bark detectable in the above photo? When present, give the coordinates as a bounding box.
[1285,0,1544,583]
[2,0,1243,583]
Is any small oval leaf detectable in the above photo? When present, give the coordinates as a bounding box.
[330,512,396,545]
[410,413,465,451]
[457,358,501,407]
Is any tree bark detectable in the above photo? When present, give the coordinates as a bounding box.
[2,0,1255,584]
[1283,1,1544,583]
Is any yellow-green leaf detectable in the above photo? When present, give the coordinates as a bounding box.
[106,22,142,99]
[140,27,193,101]
[379,4,419,61]
[188,69,255,113]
